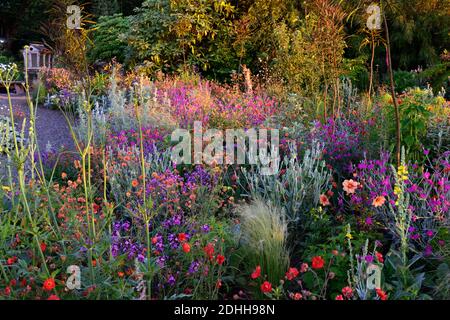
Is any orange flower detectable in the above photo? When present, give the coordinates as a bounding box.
[43,278,56,291]
[131,179,139,188]
[118,271,125,277]
[61,172,67,180]
[372,196,386,207]
[319,194,331,206]
[343,179,360,194]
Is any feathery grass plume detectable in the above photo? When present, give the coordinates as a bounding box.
[237,199,289,295]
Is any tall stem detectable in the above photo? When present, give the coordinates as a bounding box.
[383,7,401,166]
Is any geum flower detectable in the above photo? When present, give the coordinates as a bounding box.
[311,256,325,269]
[43,278,56,291]
[216,255,225,265]
[285,267,299,280]
[260,281,272,293]
[342,286,353,298]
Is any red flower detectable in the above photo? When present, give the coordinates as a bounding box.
[182,242,191,253]
[376,288,388,300]
[43,278,56,291]
[216,279,222,289]
[251,265,261,279]
[204,243,215,259]
[293,292,302,300]
[151,236,158,244]
[216,255,225,265]
[47,294,60,300]
[9,279,17,286]
[178,233,187,243]
[342,286,353,298]
[4,286,11,296]
[376,251,384,263]
[311,256,325,269]
[285,267,299,280]
[335,294,344,300]
[40,242,47,252]
[260,281,272,293]
[6,256,17,265]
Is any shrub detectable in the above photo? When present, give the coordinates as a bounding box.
[242,143,332,227]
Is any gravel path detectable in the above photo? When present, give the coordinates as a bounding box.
[0,94,74,151]
[1,94,74,179]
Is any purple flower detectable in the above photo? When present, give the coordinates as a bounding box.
[167,275,176,286]
[188,260,201,274]
[424,245,433,257]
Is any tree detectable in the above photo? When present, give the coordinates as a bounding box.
[127,0,236,74]
[92,0,120,17]
[88,14,130,63]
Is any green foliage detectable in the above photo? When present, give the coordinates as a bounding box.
[0,116,25,155]
[92,0,120,17]
[418,61,450,93]
[235,199,290,297]
[383,88,439,161]
[383,251,431,300]
[393,71,418,93]
[400,100,432,159]
[128,0,236,73]
[89,14,130,64]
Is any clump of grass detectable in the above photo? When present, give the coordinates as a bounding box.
[237,199,290,293]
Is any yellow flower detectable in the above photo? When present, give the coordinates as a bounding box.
[394,185,402,195]
[345,232,353,240]
[1,185,11,192]
[397,165,408,177]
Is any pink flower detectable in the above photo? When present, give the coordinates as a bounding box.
[320,194,331,206]
[342,286,353,298]
[300,263,309,273]
[343,179,360,194]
